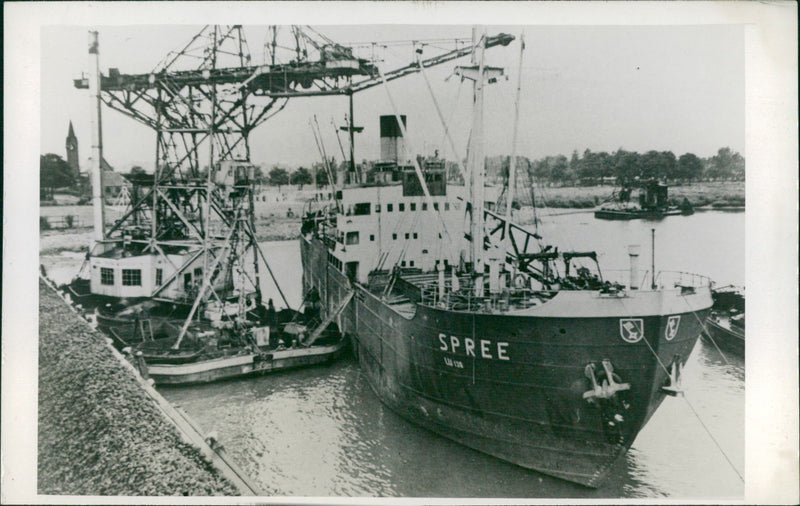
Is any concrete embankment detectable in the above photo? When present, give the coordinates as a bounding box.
[37,279,257,496]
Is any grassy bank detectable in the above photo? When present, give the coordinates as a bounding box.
[38,280,239,496]
[520,181,745,209]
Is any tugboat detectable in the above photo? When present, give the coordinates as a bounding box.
[300,28,713,487]
[703,285,745,357]
[594,179,694,220]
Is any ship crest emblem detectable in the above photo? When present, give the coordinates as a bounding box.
[665,315,681,341]
[619,318,644,343]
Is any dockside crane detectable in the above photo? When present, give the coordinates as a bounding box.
[74,25,513,314]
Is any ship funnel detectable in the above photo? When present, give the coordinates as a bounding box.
[380,115,406,163]
[628,245,641,290]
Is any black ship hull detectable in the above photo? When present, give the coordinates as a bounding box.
[301,235,711,487]
[594,208,693,221]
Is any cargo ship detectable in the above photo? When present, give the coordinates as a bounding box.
[299,29,713,487]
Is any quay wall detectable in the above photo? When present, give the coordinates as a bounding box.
[37,279,246,496]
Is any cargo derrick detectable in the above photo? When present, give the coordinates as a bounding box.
[72,24,512,318]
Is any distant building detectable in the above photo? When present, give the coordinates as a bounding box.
[100,158,132,203]
[63,120,93,197]
[66,120,132,202]
[65,121,80,179]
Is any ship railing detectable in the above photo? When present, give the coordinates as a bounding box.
[600,269,650,289]
[601,269,711,290]
[415,270,711,309]
[416,278,554,312]
[654,270,713,289]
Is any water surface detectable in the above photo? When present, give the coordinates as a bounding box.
[41,210,745,498]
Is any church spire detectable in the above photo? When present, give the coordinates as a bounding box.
[66,120,80,178]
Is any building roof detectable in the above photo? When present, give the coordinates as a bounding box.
[103,169,131,188]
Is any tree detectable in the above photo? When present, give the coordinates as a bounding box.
[677,153,703,181]
[312,162,330,187]
[578,149,596,179]
[596,151,613,178]
[639,150,676,180]
[130,165,146,175]
[268,166,289,188]
[709,147,744,181]
[253,165,265,183]
[529,158,548,181]
[612,149,641,183]
[40,154,75,199]
[569,150,582,180]
[730,149,745,180]
[550,155,570,182]
[639,150,661,180]
[291,167,313,186]
[660,151,678,180]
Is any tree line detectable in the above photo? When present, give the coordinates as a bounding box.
[42,145,745,199]
[488,147,744,185]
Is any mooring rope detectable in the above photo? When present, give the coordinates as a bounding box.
[626,298,744,483]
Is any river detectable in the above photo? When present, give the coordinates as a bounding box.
[40,209,745,499]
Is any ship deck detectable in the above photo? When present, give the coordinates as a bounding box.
[380,271,558,314]
[368,269,712,316]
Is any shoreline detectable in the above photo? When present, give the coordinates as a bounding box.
[38,205,744,255]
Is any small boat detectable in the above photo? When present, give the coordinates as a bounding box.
[594,180,694,220]
[131,322,348,385]
[702,286,745,357]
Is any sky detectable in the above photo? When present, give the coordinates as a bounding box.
[40,23,744,172]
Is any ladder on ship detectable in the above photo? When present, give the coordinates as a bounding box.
[138,318,154,341]
[303,291,354,346]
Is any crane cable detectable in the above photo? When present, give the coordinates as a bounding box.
[505,32,525,240]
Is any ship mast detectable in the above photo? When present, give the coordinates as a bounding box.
[468,27,486,294]
[88,31,105,242]
[451,27,508,296]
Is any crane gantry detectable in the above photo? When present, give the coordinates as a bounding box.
[74,25,513,312]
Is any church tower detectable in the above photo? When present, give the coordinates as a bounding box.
[66,121,80,178]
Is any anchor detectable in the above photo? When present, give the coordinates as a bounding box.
[662,357,684,396]
[583,359,630,401]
